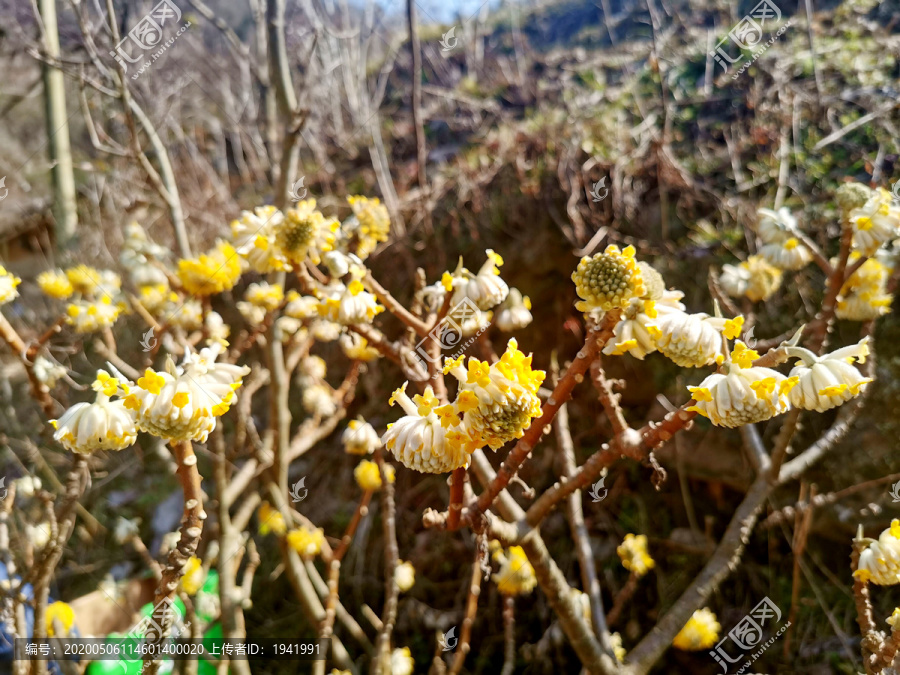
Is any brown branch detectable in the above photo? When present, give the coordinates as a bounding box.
[783,483,815,656]
[373,452,400,674]
[447,468,466,530]
[590,358,630,436]
[769,408,801,483]
[407,0,426,193]
[364,272,431,336]
[467,447,611,672]
[605,573,639,627]
[762,472,900,530]
[870,627,900,674]
[211,426,250,675]
[464,311,621,529]
[809,224,853,353]
[316,490,373,675]
[526,404,696,526]
[501,596,516,675]
[557,401,614,653]
[30,454,89,675]
[449,543,485,675]
[519,532,611,672]
[0,312,58,418]
[143,440,204,675]
[852,541,877,666]
[304,559,374,653]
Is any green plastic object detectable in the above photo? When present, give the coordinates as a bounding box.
[139,597,186,621]
[200,623,226,675]
[91,615,227,675]
[200,569,219,595]
[86,657,141,675]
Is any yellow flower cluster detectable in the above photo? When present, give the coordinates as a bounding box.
[603,262,685,359]
[180,556,206,595]
[123,344,249,442]
[836,255,893,321]
[849,187,900,255]
[340,333,380,361]
[317,278,383,325]
[653,311,730,368]
[444,250,509,311]
[492,545,537,596]
[244,282,284,311]
[672,608,721,651]
[342,418,381,455]
[754,207,812,271]
[394,560,415,592]
[276,203,339,266]
[346,195,391,259]
[35,264,125,332]
[787,338,872,412]
[442,338,545,450]
[230,205,289,273]
[495,288,533,332]
[572,245,645,314]
[616,533,655,578]
[137,283,177,314]
[684,328,871,427]
[389,647,415,675]
[177,240,242,296]
[854,520,900,585]
[65,265,120,296]
[50,371,137,454]
[287,525,325,558]
[258,502,287,536]
[65,296,123,334]
[36,269,73,299]
[720,255,783,302]
[45,601,76,637]
[354,459,395,491]
[382,339,545,474]
[687,341,796,428]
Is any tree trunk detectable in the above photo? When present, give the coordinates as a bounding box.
[39,0,78,245]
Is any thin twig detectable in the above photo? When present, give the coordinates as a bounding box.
[464,311,621,529]
[373,452,399,674]
[143,440,204,675]
[501,596,516,675]
[449,542,485,675]
[557,401,614,653]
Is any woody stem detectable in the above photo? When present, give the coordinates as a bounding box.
[143,440,204,675]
